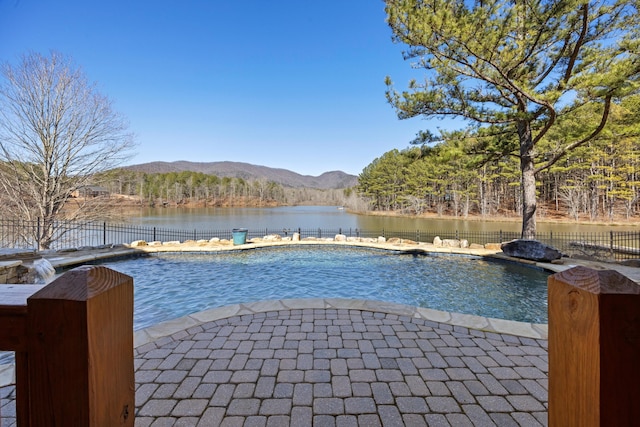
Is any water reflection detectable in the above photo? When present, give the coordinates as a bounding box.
[124,205,630,234]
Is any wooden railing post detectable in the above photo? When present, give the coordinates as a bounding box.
[26,265,135,426]
[548,266,640,426]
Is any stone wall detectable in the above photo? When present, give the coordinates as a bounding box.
[0,261,23,284]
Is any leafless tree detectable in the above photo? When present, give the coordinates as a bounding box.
[0,51,134,249]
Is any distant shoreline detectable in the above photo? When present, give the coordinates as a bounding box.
[105,195,640,228]
[354,209,640,228]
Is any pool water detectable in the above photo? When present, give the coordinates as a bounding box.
[99,246,550,330]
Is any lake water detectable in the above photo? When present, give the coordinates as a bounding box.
[124,205,633,234]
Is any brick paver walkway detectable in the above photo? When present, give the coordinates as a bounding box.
[0,307,549,426]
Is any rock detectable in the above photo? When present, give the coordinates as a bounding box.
[292,232,300,241]
[377,236,386,243]
[501,239,562,262]
[442,239,461,248]
[484,243,502,250]
[620,259,640,268]
[460,239,469,248]
[335,234,347,242]
[130,240,147,247]
[263,234,282,241]
[209,237,220,243]
[402,239,418,245]
[469,243,484,249]
[387,238,401,244]
[433,236,443,247]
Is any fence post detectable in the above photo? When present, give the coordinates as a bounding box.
[610,230,614,259]
[27,265,135,426]
[548,266,640,426]
[103,222,107,246]
[36,217,41,250]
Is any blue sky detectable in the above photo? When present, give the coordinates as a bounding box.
[0,0,458,176]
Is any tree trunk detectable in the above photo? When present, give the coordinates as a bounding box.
[518,120,537,239]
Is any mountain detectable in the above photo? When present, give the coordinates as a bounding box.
[123,161,358,189]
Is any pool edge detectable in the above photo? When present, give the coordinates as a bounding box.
[132,297,548,350]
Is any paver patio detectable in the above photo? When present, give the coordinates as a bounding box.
[0,300,549,426]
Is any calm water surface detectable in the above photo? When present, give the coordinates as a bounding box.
[99,246,550,330]
[124,206,633,234]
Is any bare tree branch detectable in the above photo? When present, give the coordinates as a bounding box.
[0,51,135,249]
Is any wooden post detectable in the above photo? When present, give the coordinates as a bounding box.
[0,284,43,426]
[548,266,640,426]
[26,265,135,426]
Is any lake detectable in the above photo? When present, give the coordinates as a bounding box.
[124,206,634,234]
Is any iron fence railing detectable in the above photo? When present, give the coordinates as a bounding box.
[1,218,638,262]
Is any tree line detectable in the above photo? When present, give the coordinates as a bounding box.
[358,96,640,221]
[384,0,639,237]
[97,169,355,208]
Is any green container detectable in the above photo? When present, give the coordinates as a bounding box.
[232,228,248,245]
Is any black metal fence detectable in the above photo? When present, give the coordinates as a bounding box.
[1,218,639,262]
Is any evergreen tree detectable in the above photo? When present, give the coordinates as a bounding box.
[385,0,640,238]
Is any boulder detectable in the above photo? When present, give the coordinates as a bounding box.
[433,236,443,247]
[620,259,640,268]
[263,234,282,241]
[292,232,301,241]
[442,239,461,248]
[335,234,347,242]
[484,243,502,250]
[377,236,386,243]
[501,239,562,262]
[130,240,147,247]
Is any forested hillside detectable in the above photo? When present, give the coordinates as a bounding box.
[96,169,359,208]
[358,97,640,222]
[123,161,358,189]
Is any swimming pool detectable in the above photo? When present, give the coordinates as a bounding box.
[99,246,549,330]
